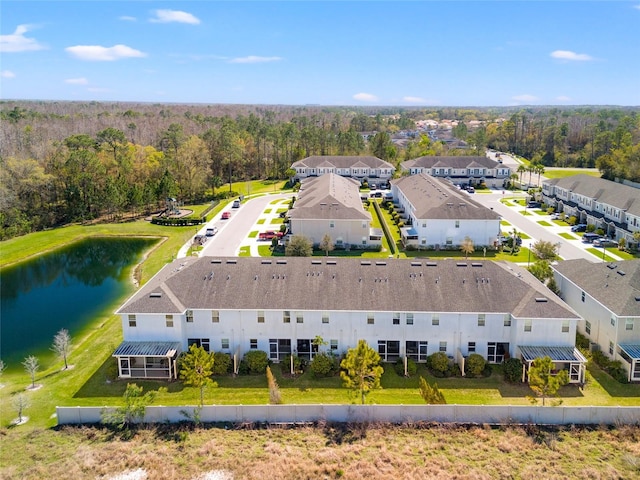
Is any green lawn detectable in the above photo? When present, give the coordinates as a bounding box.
[500,220,511,226]
[256,218,265,224]
[586,248,620,262]
[519,211,532,216]
[559,232,577,240]
[238,246,251,256]
[543,169,602,179]
[248,230,259,238]
[221,179,290,197]
[258,245,273,256]
[537,221,552,227]
[263,208,272,214]
[270,218,284,225]
[276,208,288,213]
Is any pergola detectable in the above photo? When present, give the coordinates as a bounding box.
[518,345,587,384]
[113,341,181,380]
[618,344,640,383]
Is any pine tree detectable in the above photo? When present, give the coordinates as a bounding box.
[340,339,383,404]
[418,376,446,404]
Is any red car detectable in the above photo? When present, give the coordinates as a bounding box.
[221,211,231,219]
[258,230,283,241]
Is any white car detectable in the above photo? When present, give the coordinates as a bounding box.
[205,227,218,237]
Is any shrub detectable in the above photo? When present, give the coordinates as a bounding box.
[575,332,590,350]
[503,357,523,383]
[241,350,269,375]
[212,352,232,376]
[394,357,417,377]
[310,352,337,377]
[427,352,449,376]
[465,353,486,377]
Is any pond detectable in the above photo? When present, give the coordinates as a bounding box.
[0,237,156,371]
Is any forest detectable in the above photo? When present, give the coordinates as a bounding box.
[1,101,638,240]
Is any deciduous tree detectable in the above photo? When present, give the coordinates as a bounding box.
[101,383,163,429]
[51,328,72,369]
[22,355,39,389]
[460,236,474,259]
[319,233,334,256]
[528,356,569,406]
[285,234,313,257]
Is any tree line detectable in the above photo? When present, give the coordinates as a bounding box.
[1,102,638,240]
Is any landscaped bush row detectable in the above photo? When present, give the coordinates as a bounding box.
[591,350,628,383]
[151,215,208,226]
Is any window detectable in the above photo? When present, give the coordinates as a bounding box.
[330,339,338,351]
[406,313,414,325]
[250,339,258,350]
[322,312,329,324]
[562,321,569,333]
[269,338,292,360]
[581,291,585,302]
[296,312,304,324]
[330,221,335,228]
[283,310,291,323]
[367,313,374,325]
[257,311,265,323]
[626,319,634,331]
[188,338,210,352]
[422,223,427,228]
[585,320,591,335]
[478,314,486,327]
[446,237,453,245]
[524,319,532,332]
[378,340,400,362]
[439,341,447,353]
[393,312,400,325]
[611,317,616,327]
[609,341,614,355]
[221,338,230,349]
[504,315,511,327]
[455,220,460,228]
[165,315,174,328]
[468,342,476,353]
[406,341,428,362]
[432,313,439,326]
[128,314,136,327]
[186,310,193,323]
[211,310,219,323]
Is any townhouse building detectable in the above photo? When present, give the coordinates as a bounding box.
[541,174,640,245]
[401,156,511,188]
[291,156,395,183]
[390,174,501,249]
[114,257,585,384]
[553,259,640,382]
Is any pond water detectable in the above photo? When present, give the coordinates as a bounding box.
[0,237,156,370]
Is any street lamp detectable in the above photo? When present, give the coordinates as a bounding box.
[527,241,532,267]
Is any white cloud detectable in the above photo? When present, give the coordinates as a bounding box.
[150,9,200,25]
[353,93,378,102]
[512,94,539,103]
[403,96,425,104]
[119,16,137,22]
[556,95,572,102]
[634,4,640,10]
[65,77,88,85]
[229,55,282,64]
[1,70,16,78]
[66,44,147,61]
[550,50,594,61]
[0,24,47,53]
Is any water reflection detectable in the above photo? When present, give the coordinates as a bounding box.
[0,237,156,368]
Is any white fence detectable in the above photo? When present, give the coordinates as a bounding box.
[56,404,640,426]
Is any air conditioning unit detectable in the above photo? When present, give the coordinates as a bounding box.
[589,342,600,352]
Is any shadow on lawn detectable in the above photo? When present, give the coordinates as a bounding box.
[73,356,183,398]
[588,366,640,398]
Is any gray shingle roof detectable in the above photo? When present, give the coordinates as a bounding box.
[292,155,394,170]
[402,156,501,170]
[391,174,501,220]
[544,174,640,216]
[289,173,371,220]
[118,257,578,321]
[553,259,640,317]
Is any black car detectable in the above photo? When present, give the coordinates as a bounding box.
[527,201,541,208]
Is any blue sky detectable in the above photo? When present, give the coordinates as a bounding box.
[2,1,639,106]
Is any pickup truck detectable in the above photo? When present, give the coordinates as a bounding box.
[258,230,283,241]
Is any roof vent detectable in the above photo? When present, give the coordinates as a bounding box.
[311,260,322,265]
[261,260,272,264]
[426,261,437,267]
[411,262,421,267]
[471,262,483,267]
[210,259,222,264]
[375,261,387,266]
[457,262,467,267]
[276,260,287,264]
[635,296,640,302]
[226,259,237,264]
[361,261,371,266]
[149,292,162,298]
[607,263,617,269]
[617,271,626,276]
[326,260,337,265]
[535,297,548,302]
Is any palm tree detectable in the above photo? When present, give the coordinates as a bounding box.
[460,236,474,259]
[509,173,518,190]
[517,165,526,185]
[527,165,535,187]
[535,164,545,186]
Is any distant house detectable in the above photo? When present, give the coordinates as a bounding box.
[291,156,395,183]
[553,259,640,382]
[541,174,640,245]
[401,156,511,188]
[390,174,501,249]
[114,256,585,383]
[289,173,382,248]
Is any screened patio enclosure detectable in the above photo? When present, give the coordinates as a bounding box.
[518,345,587,384]
[113,341,181,380]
